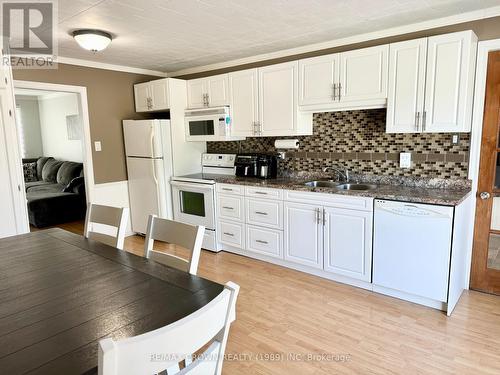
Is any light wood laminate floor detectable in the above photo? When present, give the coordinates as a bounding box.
[55,222,500,374]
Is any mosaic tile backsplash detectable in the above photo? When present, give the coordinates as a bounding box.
[207,109,470,179]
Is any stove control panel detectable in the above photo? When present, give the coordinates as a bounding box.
[202,153,236,168]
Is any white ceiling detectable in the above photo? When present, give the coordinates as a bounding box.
[55,0,500,73]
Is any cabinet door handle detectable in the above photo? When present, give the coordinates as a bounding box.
[332,83,337,100]
[256,239,268,244]
[221,188,233,191]
[422,111,427,131]
[206,93,210,107]
[222,206,234,210]
[338,83,342,101]
[223,232,234,236]
[322,208,326,226]
[254,191,267,195]
[415,112,420,131]
[255,211,268,216]
[316,208,321,224]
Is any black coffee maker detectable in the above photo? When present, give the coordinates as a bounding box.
[234,153,278,179]
[256,154,278,179]
[234,154,259,177]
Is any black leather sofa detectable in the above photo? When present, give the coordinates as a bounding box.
[23,157,87,228]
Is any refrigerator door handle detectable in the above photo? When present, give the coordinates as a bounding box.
[150,126,155,158]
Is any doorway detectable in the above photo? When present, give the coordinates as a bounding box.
[470,51,500,294]
[13,81,94,233]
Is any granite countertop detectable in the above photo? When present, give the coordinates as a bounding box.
[213,175,472,206]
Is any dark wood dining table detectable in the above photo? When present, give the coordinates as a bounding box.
[0,228,224,374]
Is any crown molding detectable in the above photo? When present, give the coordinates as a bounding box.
[168,5,500,77]
[56,56,167,77]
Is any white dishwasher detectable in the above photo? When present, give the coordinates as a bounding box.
[373,199,454,302]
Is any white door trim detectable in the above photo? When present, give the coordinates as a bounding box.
[13,80,95,204]
[465,38,500,286]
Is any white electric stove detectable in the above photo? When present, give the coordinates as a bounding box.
[171,153,236,252]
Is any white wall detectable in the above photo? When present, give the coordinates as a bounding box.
[38,93,83,162]
[15,95,43,158]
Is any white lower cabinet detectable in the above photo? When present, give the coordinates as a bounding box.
[218,220,245,249]
[246,225,283,259]
[323,207,373,282]
[284,202,323,269]
[246,198,283,229]
[216,184,373,285]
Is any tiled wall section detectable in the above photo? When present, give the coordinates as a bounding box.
[207,109,470,179]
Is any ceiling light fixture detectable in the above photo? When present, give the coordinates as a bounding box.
[72,29,112,52]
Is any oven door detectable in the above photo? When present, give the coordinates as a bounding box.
[171,181,215,230]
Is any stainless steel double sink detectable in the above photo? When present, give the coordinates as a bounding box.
[304,180,378,191]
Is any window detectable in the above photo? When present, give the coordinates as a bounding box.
[15,106,26,158]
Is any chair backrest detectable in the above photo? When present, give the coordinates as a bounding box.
[144,215,205,275]
[98,281,239,375]
[84,203,129,250]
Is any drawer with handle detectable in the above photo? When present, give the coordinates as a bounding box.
[246,198,283,229]
[216,183,244,195]
[246,225,283,259]
[218,221,244,249]
[217,194,244,222]
[245,186,283,200]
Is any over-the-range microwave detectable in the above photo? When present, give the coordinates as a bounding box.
[184,106,245,142]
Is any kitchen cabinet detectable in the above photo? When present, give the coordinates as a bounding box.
[339,45,388,103]
[386,38,427,133]
[323,207,372,282]
[187,74,229,108]
[134,78,170,112]
[283,199,372,280]
[298,45,388,111]
[246,197,283,230]
[386,31,477,133]
[258,61,312,136]
[284,202,323,269]
[228,69,259,137]
[246,225,283,259]
[298,54,339,106]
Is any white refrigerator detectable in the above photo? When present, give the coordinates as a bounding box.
[123,120,173,234]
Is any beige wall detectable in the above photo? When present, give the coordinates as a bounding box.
[12,64,157,184]
[177,16,500,79]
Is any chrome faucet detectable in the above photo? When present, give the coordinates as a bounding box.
[323,165,350,182]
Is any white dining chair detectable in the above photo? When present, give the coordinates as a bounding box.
[98,281,239,375]
[144,215,205,275]
[84,203,129,250]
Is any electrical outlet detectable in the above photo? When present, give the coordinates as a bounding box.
[400,152,411,169]
[451,134,460,145]
[94,141,102,152]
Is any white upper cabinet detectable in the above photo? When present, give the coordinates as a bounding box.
[134,82,151,112]
[323,207,373,282]
[257,61,312,136]
[187,74,229,108]
[150,79,169,110]
[298,45,388,111]
[186,78,207,108]
[423,31,477,133]
[134,78,169,112]
[228,69,259,137]
[258,61,297,136]
[298,54,339,106]
[339,45,388,103]
[386,38,427,133]
[386,31,477,133]
[207,74,230,107]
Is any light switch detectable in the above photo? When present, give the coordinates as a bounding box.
[94,141,102,152]
[400,152,411,169]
